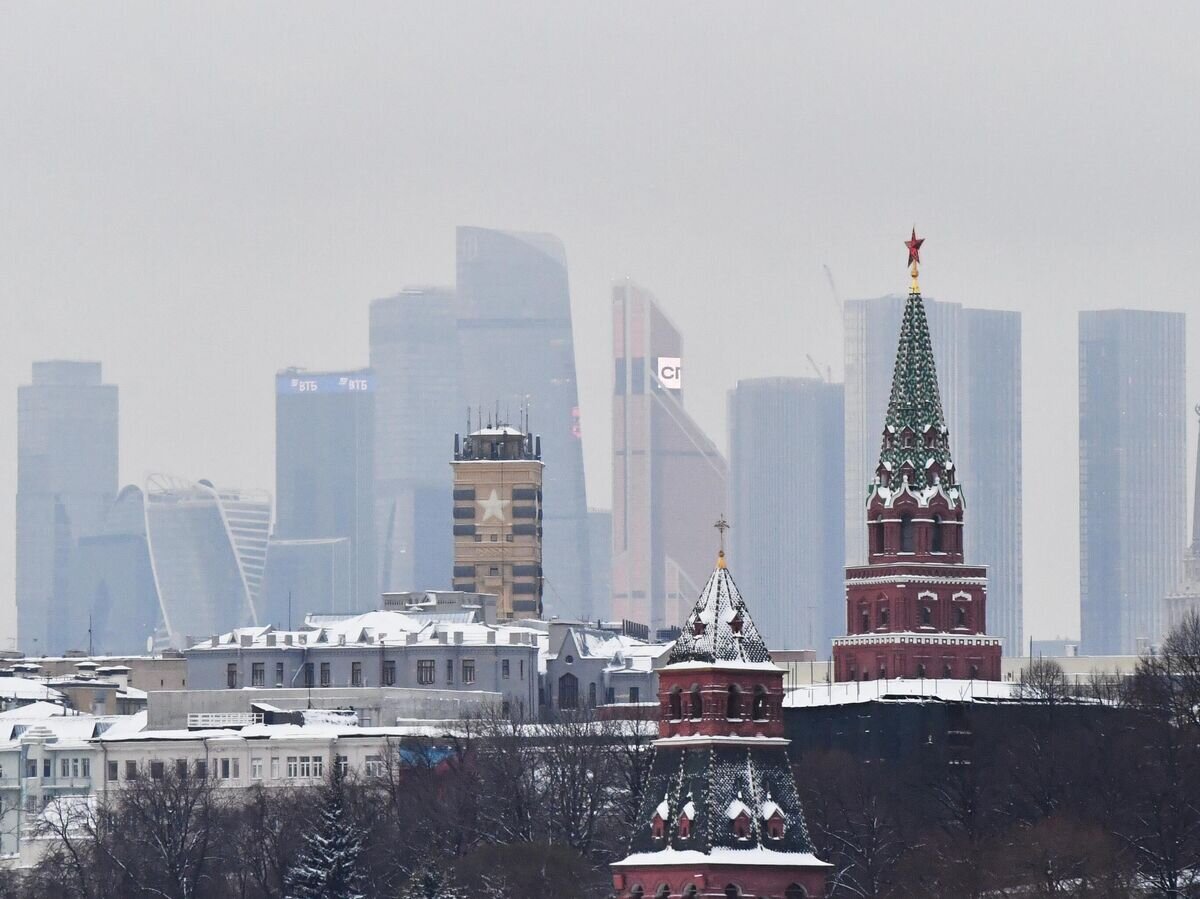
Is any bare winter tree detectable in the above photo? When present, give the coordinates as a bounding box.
[1016,657,1072,704]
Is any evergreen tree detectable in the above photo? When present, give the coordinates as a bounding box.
[396,863,464,899]
[284,764,367,899]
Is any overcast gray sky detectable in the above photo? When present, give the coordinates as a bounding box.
[2,3,1197,647]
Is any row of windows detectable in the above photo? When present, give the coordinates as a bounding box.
[104,754,358,783]
[666,685,769,721]
[19,756,91,780]
[554,674,637,710]
[628,885,807,898]
[228,656,517,689]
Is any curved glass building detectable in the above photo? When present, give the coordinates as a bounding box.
[144,475,271,647]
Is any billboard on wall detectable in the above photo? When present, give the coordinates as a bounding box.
[276,372,375,395]
[656,357,682,390]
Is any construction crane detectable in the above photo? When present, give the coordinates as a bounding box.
[805,354,829,383]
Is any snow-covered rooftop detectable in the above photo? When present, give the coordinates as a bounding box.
[785,678,1019,708]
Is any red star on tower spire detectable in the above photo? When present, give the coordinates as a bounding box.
[905,227,924,267]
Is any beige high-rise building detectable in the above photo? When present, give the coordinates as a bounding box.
[451,425,544,620]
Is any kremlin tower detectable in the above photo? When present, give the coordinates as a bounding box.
[833,231,1002,681]
[611,520,829,899]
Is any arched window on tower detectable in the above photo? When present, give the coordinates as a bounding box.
[785,885,809,899]
[932,514,944,552]
[871,514,884,555]
[690,685,702,719]
[726,685,742,720]
[725,886,742,899]
[668,687,682,720]
[751,685,768,720]
[955,605,967,628]
[655,887,671,899]
[920,605,932,627]
[860,608,870,634]
[900,514,915,552]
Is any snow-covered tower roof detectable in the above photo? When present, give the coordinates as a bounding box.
[667,552,771,666]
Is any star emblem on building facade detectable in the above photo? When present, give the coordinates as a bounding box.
[477,488,510,522]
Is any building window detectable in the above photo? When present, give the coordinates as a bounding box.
[351,662,362,687]
[502,659,510,679]
[921,606,932,626]
[270,757,280,779]
[303,663,315,688]
[287,757,299,778]
[251,758,263,780]
[690,685,702,719]
[417,660,435,685]
[588,682,597,707]
[462,660,476,684]
[871,514,884,555]
[669,687,682,720]
[195,760,207,779]
[81,758,90,778]
[785,885,808,899]
[320,662,331,687]
[175,759,187,779]
[42,759,51,778]
[25,760,35,779]
[251,662,264,687]
[879,607,890,628]
[311,756,324,778]
[932,515,944,552]
[629,686,640,704]
[752,685,768,720]
[446,660,454,684]
[900,514,915,552]
[726,685,742,720]
[337,755,348,776]
[226,663,238,689]
[955,606,967,628]
[558,673,578,710]
[60,758,69,778]
[365,755,384,777]
[275,662,284,687]
[220,758,231,779]
[383,660,396,686]
[606,687,615,704]
[150,761,164,780]
[107,761,118,782]
[860,610,870,633]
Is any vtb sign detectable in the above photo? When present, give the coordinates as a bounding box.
[656,357,682,390]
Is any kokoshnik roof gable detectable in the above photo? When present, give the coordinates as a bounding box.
[870,231,961,503]
[668,554,772,667]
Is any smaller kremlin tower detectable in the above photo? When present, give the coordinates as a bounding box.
[833,230,1002,682]
[611,520,828,899]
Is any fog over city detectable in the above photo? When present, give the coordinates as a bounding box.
[3,2,1200,647]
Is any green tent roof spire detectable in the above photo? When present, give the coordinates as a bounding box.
[871,230,960,500]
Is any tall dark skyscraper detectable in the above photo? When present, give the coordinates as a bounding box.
[845,297,1023,655]
[455,227,591,619]
[729,377,845,651]
[274,369,377,612]
[612,281,727,635]
[16,361,118,653]
[370,287,459,595]
[1079,310,1186,655]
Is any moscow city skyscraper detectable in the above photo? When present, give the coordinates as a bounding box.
[369,287,459,596]
[728,377,845,651]
[612,280,727,637]
[272,367,374,614]
[1079,310,1186,655]
[455,227,591,619]
[844,296,1023,655]
[16,361,118,654]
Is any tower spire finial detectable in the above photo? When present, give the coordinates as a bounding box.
[905,226,924,295]
[714,515,730,568]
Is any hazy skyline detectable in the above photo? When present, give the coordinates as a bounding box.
[2,3,1198,648]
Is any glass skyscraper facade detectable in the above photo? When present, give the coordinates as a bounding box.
[370,287,459,595]
[729,377,845,651]
[16,361,118,653]
[144,475,271,648]
[456,227,591,619]
[611,281,727,636]
[274,369,376,612]
[1079,310,1186,655]
[844,297,1023,655]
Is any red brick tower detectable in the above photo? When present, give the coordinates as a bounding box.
[611,522,829,899]
[833,231,1002,681]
